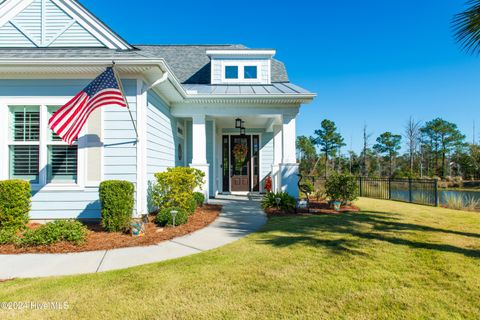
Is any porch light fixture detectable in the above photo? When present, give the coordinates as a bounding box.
[235,118,242,128]
[240,127,246,136]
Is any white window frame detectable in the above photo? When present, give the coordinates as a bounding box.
[220,61,263,84]
[0,98,86,191]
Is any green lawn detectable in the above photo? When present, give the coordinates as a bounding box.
[1,198,480,319]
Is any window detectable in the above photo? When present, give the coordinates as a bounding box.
[225,66,238,79]
[9,106,40,183]
[244,66,257,79]
[7,105,78,186]
[47,106,78,183]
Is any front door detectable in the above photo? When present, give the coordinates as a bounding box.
[230,135,251,192]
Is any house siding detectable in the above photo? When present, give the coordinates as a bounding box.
[0,79,138,220]
[146,90,181,212]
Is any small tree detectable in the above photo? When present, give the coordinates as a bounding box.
[313,120,345,178]
[373,132,402,177]
[325,174,359,205]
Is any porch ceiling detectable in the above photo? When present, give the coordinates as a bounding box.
[213,115,280,129]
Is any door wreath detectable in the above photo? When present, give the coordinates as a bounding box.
[233,143,248,166]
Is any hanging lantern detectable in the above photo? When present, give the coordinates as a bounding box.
[235,118,242,128]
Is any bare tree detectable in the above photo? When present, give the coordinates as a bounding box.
[404,117,422,174]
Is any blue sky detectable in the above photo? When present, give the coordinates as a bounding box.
[82,0,480,153]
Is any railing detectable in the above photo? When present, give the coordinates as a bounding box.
[303,176,439,207]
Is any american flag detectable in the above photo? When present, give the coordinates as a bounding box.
[49,67,127,145]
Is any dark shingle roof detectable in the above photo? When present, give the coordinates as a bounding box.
[0,44,290,84]
[134,45,289,84]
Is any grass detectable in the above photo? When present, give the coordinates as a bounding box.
[1,198,479,319]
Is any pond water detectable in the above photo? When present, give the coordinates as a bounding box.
[389,189,480,207]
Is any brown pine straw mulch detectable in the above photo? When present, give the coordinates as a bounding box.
[265,200,360,216]
[0,204,221,254]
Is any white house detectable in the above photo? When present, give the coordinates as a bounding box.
[0,0,315,220]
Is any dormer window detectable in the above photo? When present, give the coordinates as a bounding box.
[225,66,239,79]
[244,66,257,79]
[207,49,275,85]
[221,62,261,83]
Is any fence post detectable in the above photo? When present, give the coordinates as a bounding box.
[408,178,413,203]
[434,179,439,207]
[388,178,392,200]
[359,177,362,197]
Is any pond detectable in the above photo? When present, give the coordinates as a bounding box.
[390,189,480,208]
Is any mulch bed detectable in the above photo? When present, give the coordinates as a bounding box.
[265,200,360,216]
[0,204,221,254]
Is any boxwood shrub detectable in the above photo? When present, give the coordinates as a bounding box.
[0,179,31,231]
[18,220,87,247]
[99,180,134,232]
[155,207,189,227]
[193,192,205,207]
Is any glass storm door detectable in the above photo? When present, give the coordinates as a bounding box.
[230,135,251,192]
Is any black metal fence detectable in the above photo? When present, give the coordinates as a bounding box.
[304,176,439,207]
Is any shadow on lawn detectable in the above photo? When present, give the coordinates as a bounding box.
[257,211,480,258]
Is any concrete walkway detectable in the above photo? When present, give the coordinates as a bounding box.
[0,195,266,279]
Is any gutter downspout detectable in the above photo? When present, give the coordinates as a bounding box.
[143,71,169,92]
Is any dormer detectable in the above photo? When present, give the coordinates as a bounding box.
[206,49,276,85]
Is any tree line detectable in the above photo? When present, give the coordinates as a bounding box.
[297,118,480,180]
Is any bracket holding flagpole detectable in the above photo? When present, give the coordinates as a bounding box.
[111,61,139,142]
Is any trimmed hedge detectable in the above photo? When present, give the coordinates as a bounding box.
[0,180,31,231]
[155,207,189,227]
[18,220,87,247]
[193,192,205,207]
[99,180,134,232]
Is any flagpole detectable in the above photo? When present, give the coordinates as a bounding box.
[111,61,139,142]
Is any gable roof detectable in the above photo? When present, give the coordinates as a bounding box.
[135,45,289,84]
[0,0,132,49]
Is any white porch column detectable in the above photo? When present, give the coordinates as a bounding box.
[189,115,209,201]
[282,114,297,163]
[271,125,283,193]
[279,114,299,197]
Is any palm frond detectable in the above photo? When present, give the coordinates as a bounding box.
[452,0,480,55]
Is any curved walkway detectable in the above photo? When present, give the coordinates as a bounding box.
[0,195,266,279]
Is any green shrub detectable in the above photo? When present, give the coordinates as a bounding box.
[152,167,205,213]
[99,180,135,232]
[154,207,189,227]
[261,192,296,213]
[18,220,87,247]
[0,180,31,231]
[188,197,197,214]
[325,174,359,205]
[193,192,205,207]
[0,228,18,245]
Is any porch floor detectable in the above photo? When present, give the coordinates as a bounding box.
[0,195,266,279]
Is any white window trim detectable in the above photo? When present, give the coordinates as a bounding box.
[0,97,86,191]
[220,61,263,84]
